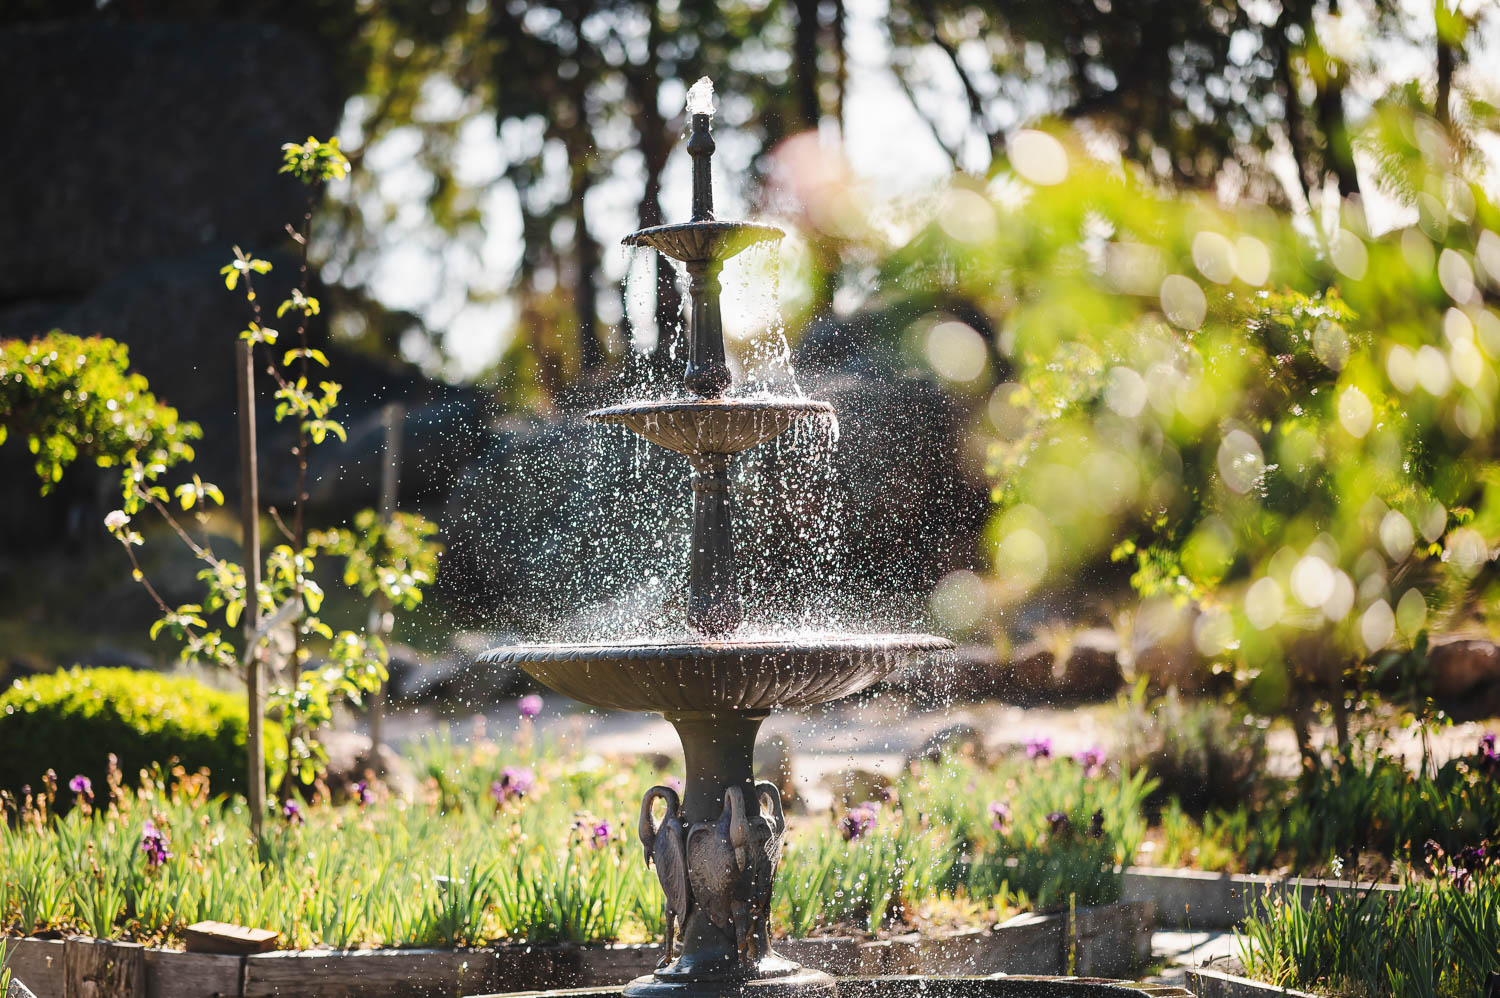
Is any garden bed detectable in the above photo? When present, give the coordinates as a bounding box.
[2,901,1152,997]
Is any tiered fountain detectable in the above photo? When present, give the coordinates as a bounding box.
[479,81,1192,998]
[480,79,950,997]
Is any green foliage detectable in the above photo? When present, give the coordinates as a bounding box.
[280,136,349,185]
[864,99,1500,745]
[312,509,443,612]
[0,667,283,798]
[86,136,442,791]
[1239,872,1500,998]
[0,332,199,494]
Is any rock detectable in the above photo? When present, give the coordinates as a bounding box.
[823,768,894,810]
[1428,636,1500,699]
[317,729,418,802]
[907,723,989,768]
[7,978,38,998]
[0,22,339,298]
[1008,628,1124,704]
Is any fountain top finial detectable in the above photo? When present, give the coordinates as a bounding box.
[686,76,716,117]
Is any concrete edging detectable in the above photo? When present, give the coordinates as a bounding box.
[0,901,1153,997]
[1121,866,1402,930]
[1183,968,1321,997]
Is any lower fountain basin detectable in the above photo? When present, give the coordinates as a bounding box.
[473,977,1194,998]
[478,633,952,713]
[588,397,835,460]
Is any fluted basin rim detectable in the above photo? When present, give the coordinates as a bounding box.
[622,220,785,263]
[477,633,954,713]
[588,397,835,422]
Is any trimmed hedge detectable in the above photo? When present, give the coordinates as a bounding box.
[0,667,281,798]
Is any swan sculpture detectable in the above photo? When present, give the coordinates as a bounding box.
[746,781,786,959]
[638,785,690,968]
[687,784,752,959]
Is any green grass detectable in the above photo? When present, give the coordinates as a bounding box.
[0,731,1149,949]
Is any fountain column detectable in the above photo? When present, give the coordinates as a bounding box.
[683,111,732,398]
[688,453,742,635]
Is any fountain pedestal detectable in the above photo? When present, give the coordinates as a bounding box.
[624,712,835,998]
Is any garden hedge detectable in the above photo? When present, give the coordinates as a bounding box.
[0,666,281,798]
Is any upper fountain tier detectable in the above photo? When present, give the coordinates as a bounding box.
[589,396,833,461]
[623,219,784,266]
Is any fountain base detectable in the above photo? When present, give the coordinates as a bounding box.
[623,965,836,998]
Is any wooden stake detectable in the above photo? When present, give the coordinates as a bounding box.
[236,339,266,838]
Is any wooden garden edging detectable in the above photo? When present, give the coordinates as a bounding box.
[0,901,1152,997]
[1120,866,1403,930]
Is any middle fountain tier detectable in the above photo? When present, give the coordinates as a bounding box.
[480,77,951,998]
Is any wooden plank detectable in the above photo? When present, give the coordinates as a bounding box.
[243,948,494,998]
[183,923,278,956]
[6,939,64,998]
[65,937,146,998]
[144,949,243,998]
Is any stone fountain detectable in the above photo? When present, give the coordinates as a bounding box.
[478,80,1190,998]
[480,78,950,997]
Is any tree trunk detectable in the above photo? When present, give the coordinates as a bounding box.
[793,0,820,129]
[1272,13,1316,211]
[832,0,848,133]
[1436,32,1453,128]
[1313,0,1360,200]
[573,173,604,371]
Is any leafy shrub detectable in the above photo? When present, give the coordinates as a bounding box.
[0,667,282,797]
[1254,739,1500,874]
[0,332,198,493]
[1117,685,1268,814]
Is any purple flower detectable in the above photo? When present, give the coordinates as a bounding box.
[1074,745,1107,776]
[68,774,93,799]
[282,798,304,826]
[490,766,536,805]
[1479,733,1498,772]
[1046,811,1071,836]
[591,820,612,849]
[354,780,373,807]
[988,800,1010,831]
[1087,808,1106,839]
[840,802,881,841]
[140,821,172,867]
[518,694,544,719]
[1025,737,1053,760]
[1457,844,1490,872]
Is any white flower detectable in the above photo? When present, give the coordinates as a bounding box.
[104,510,130,532]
